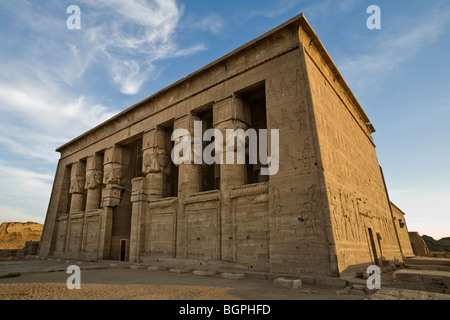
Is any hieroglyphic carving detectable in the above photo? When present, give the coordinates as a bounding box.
[297,184,319,238]
[281,144,297,171]
[329,184,366,242]
[267,68,303,104]
[269,104,306,133]
[280,136,315,173]
[270,186,282,216]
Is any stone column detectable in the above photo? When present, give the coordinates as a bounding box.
[69,161,86,214]
[80,155,103,258]
[213,94,250,261]
[66,161,86,258]
[98,146,128,260]
[129,128,169,262]
[129,177,150,263]
[85,155,103,211]
[102,146,128,207]
[174,114,201,258]
[174,114,201,195]
[142,128,168,200]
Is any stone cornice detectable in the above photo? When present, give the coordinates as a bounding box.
[230,182,269,198]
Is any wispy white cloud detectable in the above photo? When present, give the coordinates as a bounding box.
[0,84,117,163]
[184,12,225,34]
[0,0,209,224]
[338,3,450,94]
[76,0,205,94]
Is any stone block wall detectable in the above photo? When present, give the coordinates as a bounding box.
[299,20,404,274]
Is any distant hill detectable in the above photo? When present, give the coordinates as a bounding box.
[0,222,43,250]
[422,235,450,253]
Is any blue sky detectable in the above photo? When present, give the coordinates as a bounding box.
[0,0,449,240]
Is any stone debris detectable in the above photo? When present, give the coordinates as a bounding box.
[169,268,191,274]
[273,278,303,289]
[221,273,245,280]
[192,270,216,276]
[147,266,167,271]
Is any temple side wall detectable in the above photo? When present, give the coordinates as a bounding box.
[391,203,415,258]
[300,26,403,274]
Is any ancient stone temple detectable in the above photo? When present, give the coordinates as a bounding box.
[39,14,413,277]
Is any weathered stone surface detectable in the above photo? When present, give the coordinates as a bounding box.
[193,270,217,276]
[393,269,450,293]
[170,268,191,274]
[409,232,430,256]
[148,266,167,271]
[221,273,245,280]
[273,278,303,289]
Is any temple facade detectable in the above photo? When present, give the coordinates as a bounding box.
[39,14,413,277]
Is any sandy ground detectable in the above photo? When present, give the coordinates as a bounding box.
[1,257,449,301]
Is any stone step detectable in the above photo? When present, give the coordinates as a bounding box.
[405,257,450,267]
[221,272,245,280]
[393,269,450,294]
[148,266,167,271]
[273,278,302,289]
[405,264,450,272]
[169,268,192,274]
[192,270,217,276]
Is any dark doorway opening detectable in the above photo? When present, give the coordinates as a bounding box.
[120,240,127,262]
[368,228,379,266]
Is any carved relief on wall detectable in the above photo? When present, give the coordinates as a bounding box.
[69,175,85,194]
[270,186,282,216]
[143,128,168,174]
[103,146,128,187]
[103,164,127,186]
[143,147,168,174]
[267,68,303,105]
[296,184,319,239]
[85,170,103,190]
[329,184,365,242]
[269,102,307,134]
[279,136,315,174]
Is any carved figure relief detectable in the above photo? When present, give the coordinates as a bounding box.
[270,186,282,216]
[85,170,103,189]
[143,147,168,174]
[297,184,319,238]
[267,68,303,105]
[269,106,305,133]
[70,175,85,194]
[328,185,366,242]
[103,164,127,186]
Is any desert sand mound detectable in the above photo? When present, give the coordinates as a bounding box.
[0,222,43,249]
